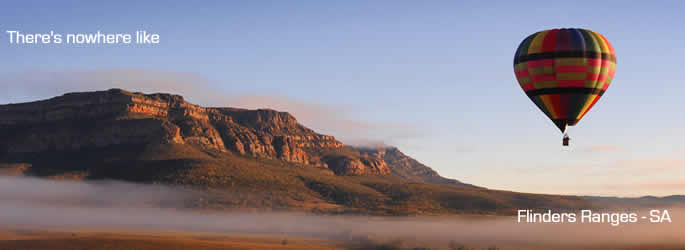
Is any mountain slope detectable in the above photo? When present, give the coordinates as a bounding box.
[585,195,685,208]
[354,147,477,188]
[0,89,596,215]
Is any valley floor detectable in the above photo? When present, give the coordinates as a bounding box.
[0,227,683,250]
[0,229,340,250]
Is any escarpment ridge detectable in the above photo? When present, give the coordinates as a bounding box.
[0,89,630,215]
[0,89,431,177]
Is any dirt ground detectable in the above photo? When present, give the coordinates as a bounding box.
[0,228,684,250]
[0,229,342,250]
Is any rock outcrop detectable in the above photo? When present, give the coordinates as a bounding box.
[354,146,476,187]
[323,154,391,175]
[0,89,398,175]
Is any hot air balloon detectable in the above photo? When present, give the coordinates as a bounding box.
[513,28,616,146]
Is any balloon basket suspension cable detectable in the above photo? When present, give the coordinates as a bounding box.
[562,132,570,147]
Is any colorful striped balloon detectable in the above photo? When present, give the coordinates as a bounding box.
[513,28,616,132]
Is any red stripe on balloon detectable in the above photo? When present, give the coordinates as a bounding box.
[515,69,530,78]
[597,74,608,82]
[527,59,554,67]
[522,83,535,91]
[601,60,612,67]
[548,94,565,119]
[556,65,587,73]
[541,29,559,52]
[557,94,569,118]
[586,73,599,81]
[587,59,601,66]
[587,59,612,67]
[531,74,556,81]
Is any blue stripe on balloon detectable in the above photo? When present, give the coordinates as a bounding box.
[568,28,586,51]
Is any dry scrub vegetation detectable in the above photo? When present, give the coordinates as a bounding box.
[1,142,592,215]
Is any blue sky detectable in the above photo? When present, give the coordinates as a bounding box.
[1,1,684,196]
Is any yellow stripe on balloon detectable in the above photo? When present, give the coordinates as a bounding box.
[539,94,559,119]
[517,76,531,84]
[514,63,528,72]
[534,81,557,89]
[557,72,586,80]
[555,58,587,66]
[576,94,599,120]
[527,31,549,54]
[589,31,612,84]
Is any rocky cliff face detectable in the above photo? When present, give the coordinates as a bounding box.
[323,153,391,175]
[354,146,475,187]
[0,89,474,184]
[0,89,399,175]
[356,147,438,179]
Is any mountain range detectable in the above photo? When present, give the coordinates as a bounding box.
[0,89,680,214]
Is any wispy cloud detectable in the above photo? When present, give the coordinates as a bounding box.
[459,144,478,152]
[581,144,626,153]
[2,177,685,247]
[506,154,685,196]
[604,157,685,176]
[0,69,421,145]
[225,94,423,145]
[629,181,685,191]
[591,180,685,194]
[0,68,210,104]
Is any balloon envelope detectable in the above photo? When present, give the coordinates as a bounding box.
[513,28,616,132]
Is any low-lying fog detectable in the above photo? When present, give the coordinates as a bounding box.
[0,176,682,248]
